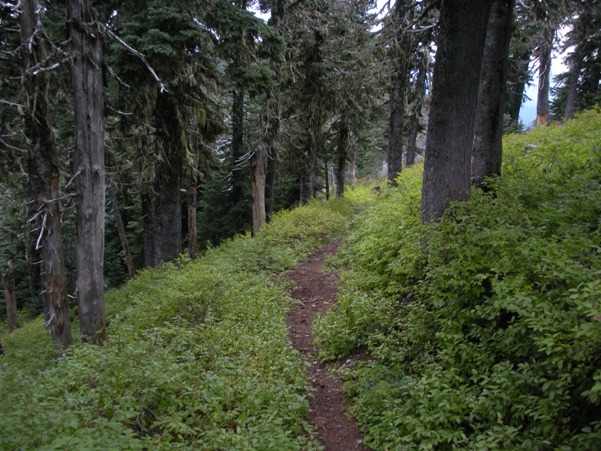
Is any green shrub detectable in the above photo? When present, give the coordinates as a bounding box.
[317,109,601,449]
[0,188,374,450]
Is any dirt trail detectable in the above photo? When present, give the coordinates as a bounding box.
[285,238,366,451]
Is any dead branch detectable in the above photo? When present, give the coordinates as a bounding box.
[105,28,168,93]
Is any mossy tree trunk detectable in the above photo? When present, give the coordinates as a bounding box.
[21,0,71,347]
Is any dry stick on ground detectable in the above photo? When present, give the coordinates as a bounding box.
[286,239,367,451]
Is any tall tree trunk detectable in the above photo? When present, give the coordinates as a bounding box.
[300,150,316,204]
[563,8,590,120]
[251,142,266,235]
[266,151,277,221]
[505,45,531,124]
[348,134,358,185]
[141,191,156,266]
[150,93,183,265]
[231,87,246,221]
[336,119,349,198]
[421,0,493,222]
[3,262,19,332]
[563,49,582,121]
[406,30,431,166]
[325,159,330,200]
[472,0,515,187]
[536,28,554,126]
[187,184,197,259]
[21,0,71,347]
[387,0,412,184]
[68,0,106,343]
[108,179,135,278]
[265,0,286,222]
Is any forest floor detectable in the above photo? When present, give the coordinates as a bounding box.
[285,238,367,451]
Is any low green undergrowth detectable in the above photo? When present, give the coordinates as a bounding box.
[316,109,601,449]
[0,186,374,450]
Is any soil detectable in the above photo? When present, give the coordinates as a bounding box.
[285,238,367,451]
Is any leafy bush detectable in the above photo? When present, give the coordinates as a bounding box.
[0,186,374,450]
[316,109,601,449]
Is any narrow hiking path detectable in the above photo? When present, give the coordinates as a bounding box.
[285,238,367,451]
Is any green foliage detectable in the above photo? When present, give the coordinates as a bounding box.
[0,189,373,449]
[316,110,601,449]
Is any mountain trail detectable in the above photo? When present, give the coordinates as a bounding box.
[285,238,367,451]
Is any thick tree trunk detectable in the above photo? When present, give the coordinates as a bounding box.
[387,0,412,184]
[421,0,493,222]
[251,142,266,235]
[151,93,182,264]
[68,0,106,343]
[472,0,515,187]
[536,29,554,127]
[187,184,197,259]
[108,179,135,278]
[3,263,19,332]
[336,119,349,198]
[21,0,71,347]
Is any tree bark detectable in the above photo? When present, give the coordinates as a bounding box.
[231,87,246,219]
[536,28,554,126]
[265,0,286,222]
[141,191,156,266]
[187,184,197,259]
[3,263,19,332]
[406,30,431,166]
[68,0,106,343]
[336,119,349,198]
[21,0,72,347]
[266,151,277,221]
[108,179,135,278]
[421,0,493,222]
[151,93,183,265]
[251,142,266,235]
[348,134,358,185]
[563,8,591,120]
[300,149,316,204]
[505,48,531,124]
[387,0,412,184]
[325,159,330,200]
[472,0,515,187]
